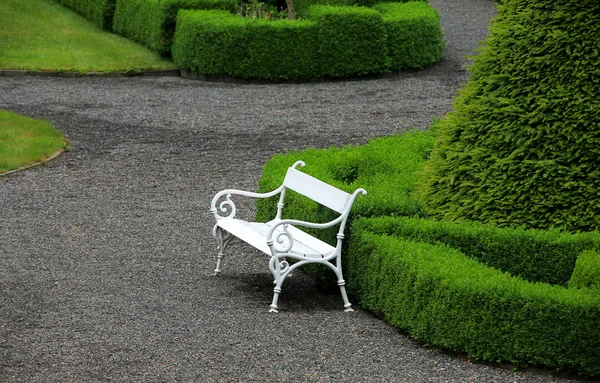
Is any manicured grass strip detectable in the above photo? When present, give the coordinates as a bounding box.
[0,0,177,73]
[0,110,69,174]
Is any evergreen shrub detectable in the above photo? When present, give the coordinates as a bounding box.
[52,0,116,29]
[171,2,442,79]
[113,0,236,56]
[309,5,388,77]
[375,2,442,70]
[346,221,600,375]
[256,131,434,226]
[419,0,600,232]
[173,10,320,79]
[570,250,600,291]
[350,216,600,286]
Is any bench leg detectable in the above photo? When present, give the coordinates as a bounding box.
[212,225,233,276]
[269,287,282,313]
[338,280,353,312]
[268,256,290,313]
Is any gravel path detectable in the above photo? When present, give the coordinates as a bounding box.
[0,0,586,382]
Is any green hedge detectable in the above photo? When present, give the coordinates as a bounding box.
[295,0,427,16]
[173,10,320,79]
[375,2,443,70]
[51,0,116,29]
[113,0,236,56]
[360,216,600,286]
[418,0,600,232]
[310,5,388,77]
[347,221,600,375]
[570,250,600,291]
[256,131,434,225]
[255,130,600,375]
[172,2,443,80]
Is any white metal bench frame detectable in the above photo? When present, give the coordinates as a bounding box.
[210,161,367,312]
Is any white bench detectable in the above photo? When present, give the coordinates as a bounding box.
[210,160,367,312]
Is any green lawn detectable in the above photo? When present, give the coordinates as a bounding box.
[0,110,69,174]
[0,0,177,73]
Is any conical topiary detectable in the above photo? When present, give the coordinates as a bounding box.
[419,0,600,232]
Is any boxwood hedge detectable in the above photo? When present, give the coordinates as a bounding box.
[173,10,320,79]
[255,131,600,375]
[51,0,116,30]
[113,0,236,56]
[375,1,443,70]
[347,221,600,376]
[172,2,443,80]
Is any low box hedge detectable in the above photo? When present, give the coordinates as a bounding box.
[172,2,443,80]
[570,250,600,291]
[360,215,600,286]
[173,10,320,79]
[375,1,443,70]
[51,0,116,30]
[255,130,600,375]
[309,5,388,77]
[256,131,434,224]
[113,0,236,56]
[346,223,600,375]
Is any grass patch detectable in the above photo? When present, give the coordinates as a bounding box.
[0,110,69,174]
[0,0,177,73]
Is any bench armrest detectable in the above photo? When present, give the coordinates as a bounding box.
[211,160,306,220]
[210,187,284,219]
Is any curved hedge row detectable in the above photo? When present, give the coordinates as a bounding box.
[348,220,600,376]
[255,132,600,376]
[50,0,116,29]
[113,0,236,56]
[172,2,443,80]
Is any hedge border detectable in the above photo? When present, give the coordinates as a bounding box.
[255,132,600,376]
[172,2,443,80]
[113,0,236,56]
[348,218,600,376]
[50,0,116,30]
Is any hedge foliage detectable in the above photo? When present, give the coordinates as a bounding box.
[172,2,442,79]
[310,5,388,77]
[360,216,600,287]
[256,130,600,375]
[375,2,443,69]
[173,10,319,79]
[113,0,236,56]
[419,0,600,232]
[51,0,116,29]
[256,131,434,225]
[347,220,600,376]
[570,251,600,291]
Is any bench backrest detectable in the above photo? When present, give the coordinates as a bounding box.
[283,167,351,214]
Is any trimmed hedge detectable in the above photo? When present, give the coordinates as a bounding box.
[570,250,600,291]
[173,10,320,79]
[375,2,443,70]
[172,2,443,79]
[347,221,600,375]
[256,131,434,224]
[418,0,600,232]
[360,216,600,286]
[255,130,600,375]
[295,0,427,16]
[51,0,116,29]
[310,5,388,77]
[113,0,236,56]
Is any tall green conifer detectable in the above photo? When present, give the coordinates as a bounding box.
[420,0,600,232]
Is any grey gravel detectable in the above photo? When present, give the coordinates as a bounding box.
[0,0,588,382]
